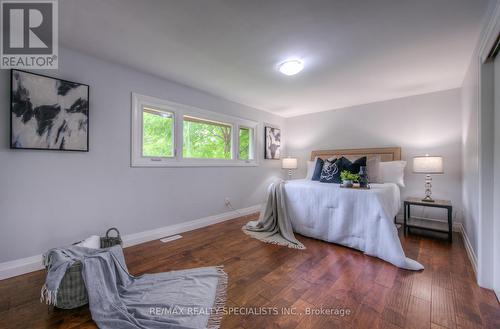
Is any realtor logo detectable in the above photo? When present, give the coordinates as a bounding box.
[1,0,58,69]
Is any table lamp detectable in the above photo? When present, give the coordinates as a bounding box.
[282,157,298,180]
[413,155,444,202]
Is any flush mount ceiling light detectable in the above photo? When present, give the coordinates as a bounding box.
[278,59,304,76]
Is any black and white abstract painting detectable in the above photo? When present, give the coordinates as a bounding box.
[11,70,89,151]
[265,126,281,159]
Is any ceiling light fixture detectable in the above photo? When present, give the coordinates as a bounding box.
[278,59,304,76]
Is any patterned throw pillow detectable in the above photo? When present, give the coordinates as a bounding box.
[320,158,342,183]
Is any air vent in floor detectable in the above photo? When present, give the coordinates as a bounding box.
[159,235,182,243]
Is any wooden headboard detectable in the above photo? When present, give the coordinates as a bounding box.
[310,147,401,162]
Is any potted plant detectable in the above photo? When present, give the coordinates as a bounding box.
[340,170,359,188]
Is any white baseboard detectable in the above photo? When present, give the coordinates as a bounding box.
[0,254,45,281]
[456,222,478,278]
[122,204,261,247]
[0,204,261,281]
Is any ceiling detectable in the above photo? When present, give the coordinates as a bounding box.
[60,0,489,117]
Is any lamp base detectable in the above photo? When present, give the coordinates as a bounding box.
[422,175,434,202]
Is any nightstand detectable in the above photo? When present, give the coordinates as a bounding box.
[403,197,453,242]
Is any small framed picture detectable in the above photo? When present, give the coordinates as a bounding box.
[10,69,89,151]
[265,126,281,159]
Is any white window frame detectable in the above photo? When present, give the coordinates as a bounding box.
[237,125,256,161]
[131,93,259,167]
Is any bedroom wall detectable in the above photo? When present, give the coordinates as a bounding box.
[285,89,463,222]
[0,47,285,263]
[462,48,496,289]
[460,0,499,289]
[461,60,480,260]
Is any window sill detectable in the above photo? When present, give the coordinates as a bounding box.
[131,160,259,168]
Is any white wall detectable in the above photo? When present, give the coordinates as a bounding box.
[461,60,480,259]
[286,89,463,222]
[479,61,495,288]
[0,47,285,263]
[460,0,499,289]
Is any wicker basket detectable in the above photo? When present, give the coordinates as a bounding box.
[53,228,122,309]
[100,227,122,248]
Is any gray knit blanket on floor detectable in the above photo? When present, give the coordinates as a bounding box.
[41,245,227,329]
[242,180,306,250]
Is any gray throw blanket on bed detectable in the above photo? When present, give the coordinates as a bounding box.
[41,245,227,329]
[242,180,305,250]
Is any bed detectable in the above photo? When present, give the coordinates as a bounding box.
[283,147,423,270]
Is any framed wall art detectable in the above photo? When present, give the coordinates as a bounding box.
[264,126,281,159]
[10,69,89,151]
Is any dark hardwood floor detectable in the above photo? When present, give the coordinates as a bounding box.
[0,213,499,328]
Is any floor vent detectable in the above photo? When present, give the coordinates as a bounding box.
[159,235,183,243]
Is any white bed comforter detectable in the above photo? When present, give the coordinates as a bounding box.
[284,180,423,270]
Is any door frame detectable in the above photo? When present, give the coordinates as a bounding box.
[477,3,500,296]
[493,49,500,301]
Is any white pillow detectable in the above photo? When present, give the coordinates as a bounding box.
[75,235,101,249]
[379,161,406,187]
[306,160,315,180]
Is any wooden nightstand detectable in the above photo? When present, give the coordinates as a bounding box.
[403,197,453,242]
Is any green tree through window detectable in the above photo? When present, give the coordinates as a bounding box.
[239,127,251,160]
[183,116,232,159]
[133,94,258,166]
[142,109,173,157]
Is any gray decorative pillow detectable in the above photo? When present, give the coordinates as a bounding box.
[366,156,381,183]
[319,158,341,183]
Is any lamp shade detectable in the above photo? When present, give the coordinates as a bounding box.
[282,157,298,169]
[413,156,443,174]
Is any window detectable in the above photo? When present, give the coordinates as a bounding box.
[131,93,259,167]
[142,107,174,157]
[183,116,232,159]
[238,126,253,160]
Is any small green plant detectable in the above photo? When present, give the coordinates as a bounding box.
[340,170,359,182]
